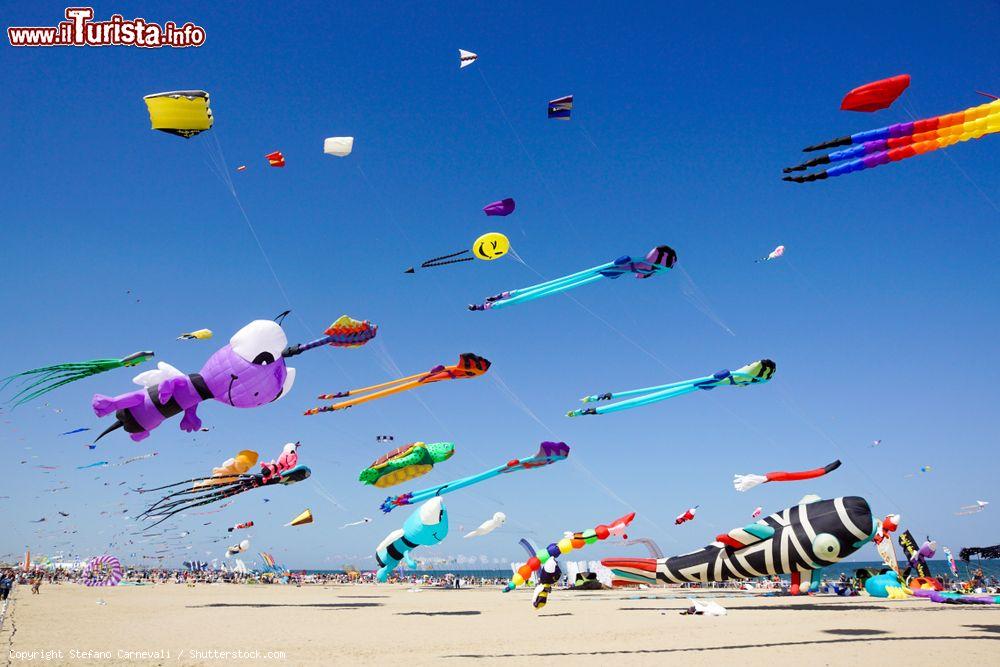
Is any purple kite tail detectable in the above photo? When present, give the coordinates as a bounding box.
[381,492,413,513]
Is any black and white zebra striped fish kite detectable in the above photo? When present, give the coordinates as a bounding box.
[603,495,874,595]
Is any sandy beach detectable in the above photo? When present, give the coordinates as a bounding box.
[2,584,997,666]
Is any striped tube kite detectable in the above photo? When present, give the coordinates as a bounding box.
[567,359,775,417]
[469,245,677,311]
[380,441,569,513]
[732,459,841,492]
[305,353,490,415]
[783,99,1000,182]
[83,555,123,587]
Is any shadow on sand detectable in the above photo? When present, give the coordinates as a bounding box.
[397,610,481,616]
[186,602,382,609]
[444,634,1000,659]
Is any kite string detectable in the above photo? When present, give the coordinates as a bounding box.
[898,95,999,215]
[770,381,902,514]
[203,132,375,445]
[486,371,671,536]
[476,67,579,237]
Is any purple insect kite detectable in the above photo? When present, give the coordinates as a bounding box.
[92,316,376,442]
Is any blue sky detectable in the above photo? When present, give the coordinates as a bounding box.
[2,1,998,570]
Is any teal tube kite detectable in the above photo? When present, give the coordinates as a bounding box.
[469,245,676,312]
[567,359,775,417]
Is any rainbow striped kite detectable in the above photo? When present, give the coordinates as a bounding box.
[784,99,999,182]
[259,551,278,571]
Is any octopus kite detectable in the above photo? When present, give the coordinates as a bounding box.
[567,359,774,417]
[469,245,676,311]
[93,315,376,441]
[137,443,310,528]
[380,441,569,513]
[305,353,490,415]
[783,99,999,182]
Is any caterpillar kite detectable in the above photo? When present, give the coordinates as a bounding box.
[783,99,999,182]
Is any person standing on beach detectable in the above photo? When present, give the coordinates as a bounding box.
[30,575,41,595]
[0,569,13,600]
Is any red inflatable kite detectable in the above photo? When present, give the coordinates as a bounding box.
[840,75,910,112]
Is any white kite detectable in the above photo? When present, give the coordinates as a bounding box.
[756,245,785,263]
[458,49,478,69]
[751,506,762,519]
[341,517,373,528]
[464,511,506,538]
[324,137,354,157]
[225,539,249,558]
[956,501,989,516]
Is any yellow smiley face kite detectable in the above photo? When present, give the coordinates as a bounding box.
[472,232,510,261]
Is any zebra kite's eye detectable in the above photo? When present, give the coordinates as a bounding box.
[812,533,841,562]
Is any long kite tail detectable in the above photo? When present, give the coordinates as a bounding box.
[734,460,841,491]
[1,351,153,407]
[784,99,1000,182]
[420,249,473,268]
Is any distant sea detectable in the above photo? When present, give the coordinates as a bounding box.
[302,559,1000,580]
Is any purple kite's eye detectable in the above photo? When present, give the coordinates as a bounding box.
[251,352,275,366]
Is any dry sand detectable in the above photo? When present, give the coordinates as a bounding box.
[2,583,998,665]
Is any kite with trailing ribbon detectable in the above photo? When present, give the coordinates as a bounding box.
[92,315,375,442]
[410,232,511,272]
[380,441,569,513]
[470,245,676,312]
[567,359,774,417]
[732,459,841,492]
[137,443,310,528]
[3,351,153,408]
[783,99,999,182]
[305,353,490,415]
